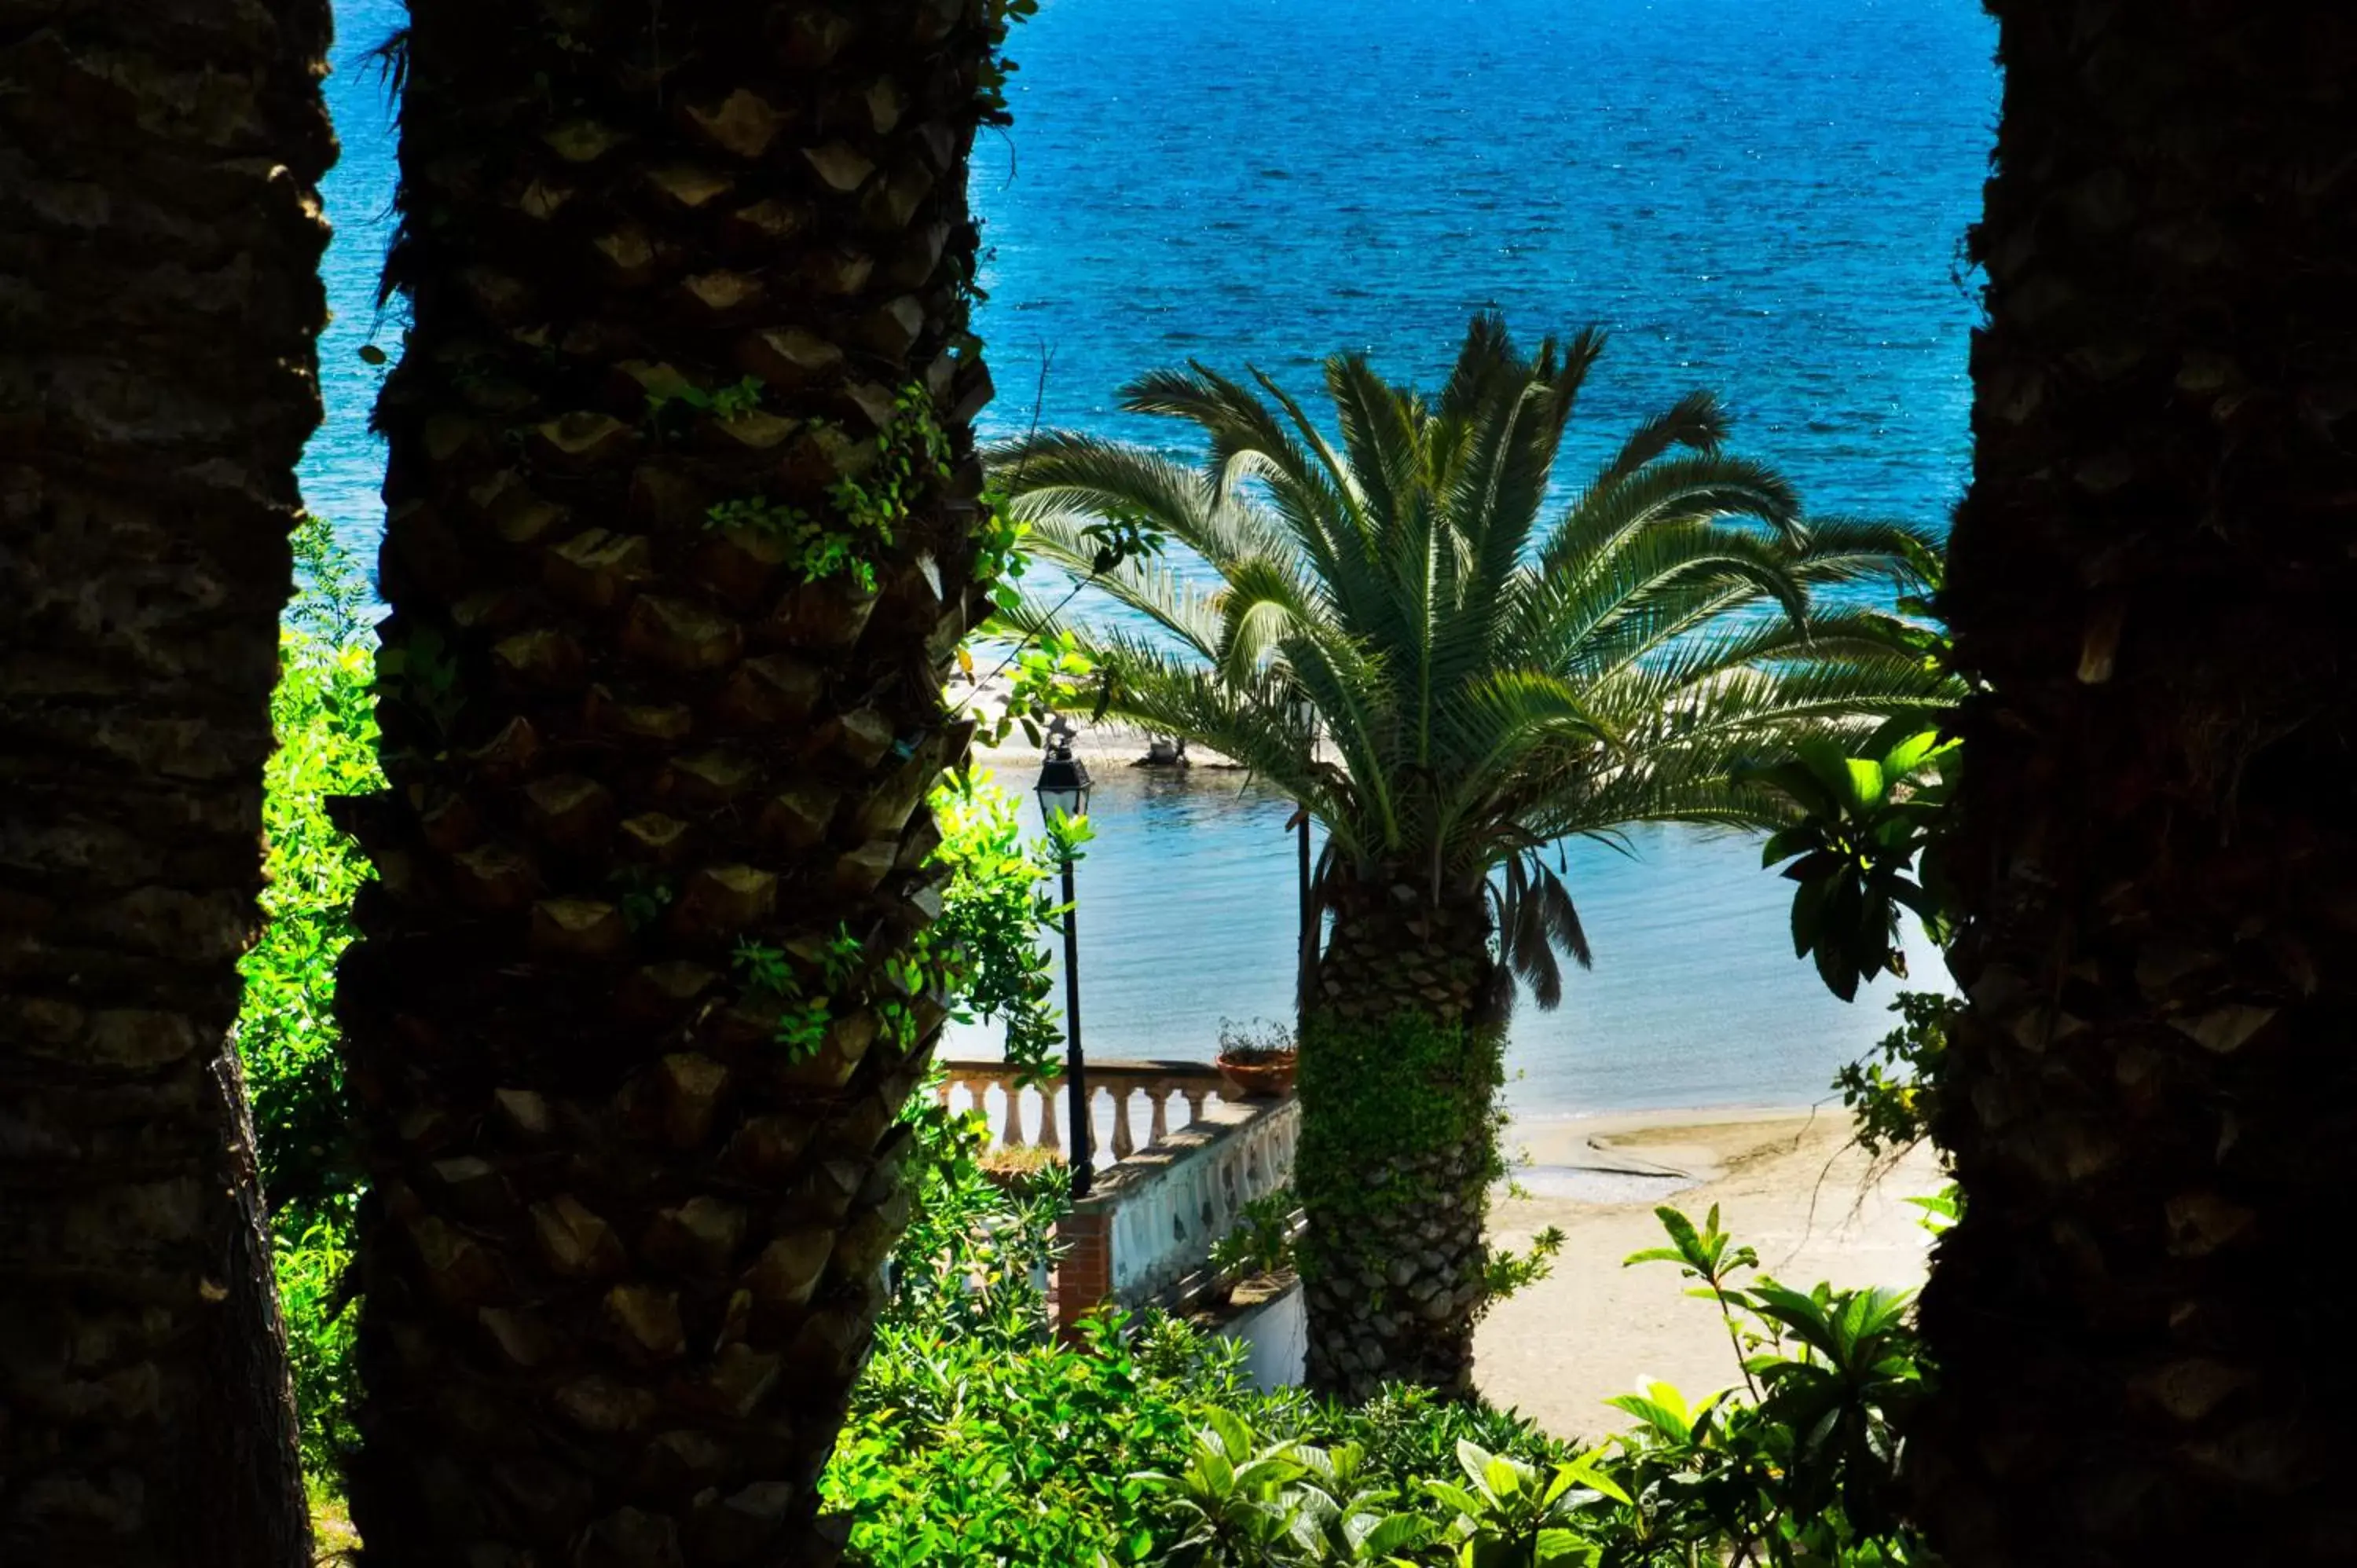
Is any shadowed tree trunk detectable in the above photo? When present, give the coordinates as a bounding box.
[1913,5,2357,1563]
[0,4,334,1565]
[333,4,1000,1562]
[1298,867,1502,1400]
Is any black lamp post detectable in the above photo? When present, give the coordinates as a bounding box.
[1287,695,1318,1028]
[1035,716,1095,1198]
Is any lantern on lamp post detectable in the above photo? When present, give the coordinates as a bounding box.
[1034,716,1096,1197]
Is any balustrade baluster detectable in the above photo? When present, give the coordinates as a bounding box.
[1110,1084,1136,1161]
[1182,1086,1209,1128]
[1039,1083,1061,1152]
[1147,1087,1171,1148]
[1000,1083,1027,1149]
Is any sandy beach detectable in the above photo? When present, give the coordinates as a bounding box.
[1476,1108,1943,1438]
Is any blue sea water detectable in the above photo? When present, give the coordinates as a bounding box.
[306,0,1997,1120]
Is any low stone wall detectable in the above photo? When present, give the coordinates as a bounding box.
[1213,1273,1307,1391]
[1084,1094,1300,1309]
[940,1057,1302,1333]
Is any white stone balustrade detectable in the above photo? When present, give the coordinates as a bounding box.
[936,1058,1237,1167]
[1088,1094,1300,1304]
[940,1057,1301,1314]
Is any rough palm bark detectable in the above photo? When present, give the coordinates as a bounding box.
[1913,5,2357,1563]
[0,4,333,1565]
[335,5,1000,1563]
[1297,870,1501,1401]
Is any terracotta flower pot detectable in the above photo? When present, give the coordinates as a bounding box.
[1215,1052,1298,1099]
[978,1150,1065,1192]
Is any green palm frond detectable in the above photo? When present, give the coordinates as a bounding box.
[986,317,1962,1008]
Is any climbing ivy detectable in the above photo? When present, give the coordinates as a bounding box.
[976,0,1043,126]
[1293,1013,1506,1243]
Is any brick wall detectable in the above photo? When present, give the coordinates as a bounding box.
[1053,1207,1113,1342]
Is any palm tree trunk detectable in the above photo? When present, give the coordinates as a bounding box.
[335,5,999,1562]
[1912,6,2357,1563]
[1299,870,1503,1400]
[0,4,333,1564]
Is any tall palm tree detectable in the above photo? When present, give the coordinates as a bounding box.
[334,4,1006,1562]
[996,317,1955,1397]
[0,3,333,1564]
[1911,6,2357,1563]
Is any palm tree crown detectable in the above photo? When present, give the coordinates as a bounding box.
[995,317,1954,1006]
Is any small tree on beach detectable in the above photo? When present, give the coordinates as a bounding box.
[992,316,1956,1398]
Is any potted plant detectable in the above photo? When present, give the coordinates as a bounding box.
[1214,1018,1299,1099]
[977,1144,1065,1194]
[1202,1188,1299,1310]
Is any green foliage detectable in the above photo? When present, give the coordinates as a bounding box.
[830,1298,1567,1568]
[1833,990,1955,1157]
[1210,1188,1300,1282]
[706,386,951,595]
[240,631,379,1217]
[835,1196,1932,1566]
[881,1076,1067,1343]
[705,494,809,535]
[1216,1017,1298,1062]
[1604,1207,1926,1565]
[831,1312,1256,1567]
[1753,727,1959,1002]
[1904,1187,1960,1236]
[1297,1014,1504,1200]
[1281,1388,1574,1488]
[929,772,1069,1076]
[976,0,1042,124]
[1420,1440,1627,1566]
[236,515,382,1484]
[1293,1012,1505,1293]
[1478,1225,1566,1305]
[831,382,955,541]
[992,315,1957,1004]
[728,935,841,1061]
[1128,1408,1336,1566]
[274,1209,361,1475]
[288,510,376,645]
[644,372,766,430]
[1124,1207,1931,1567]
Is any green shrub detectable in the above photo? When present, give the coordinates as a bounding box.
[1834,989,1954,1159]
[929,771,1066,1075]
[241,627,377,1222]
[236,517,380,1481]
[832,1312,1248,1567]
[273,1205,361,1478]
[1103,1206,1928,1567]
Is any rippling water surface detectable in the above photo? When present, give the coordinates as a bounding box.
[307,0,1995,1118]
